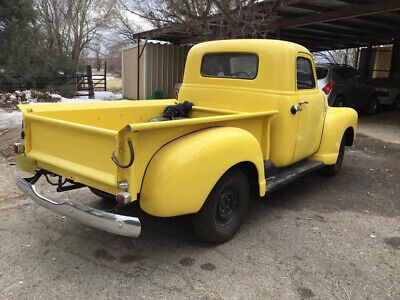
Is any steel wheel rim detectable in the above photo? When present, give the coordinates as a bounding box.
[216,186,240,226]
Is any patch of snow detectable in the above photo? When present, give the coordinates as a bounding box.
[60,97,101,103]
[0,110,22,131]
[60,91,122,102]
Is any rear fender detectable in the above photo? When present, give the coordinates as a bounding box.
[140,127,265,217]
[310,107,358,165]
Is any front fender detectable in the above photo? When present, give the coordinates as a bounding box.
[311,107,358,165]
[140,127,265,217]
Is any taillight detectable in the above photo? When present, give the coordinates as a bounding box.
[322,81,334,95]
[13,143,25,154]
[116,192,132,204]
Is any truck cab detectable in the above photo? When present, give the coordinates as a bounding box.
[179,40,328,166]
[15,40,358,243]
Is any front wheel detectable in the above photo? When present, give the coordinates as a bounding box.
[320,138,345,177]
[191,168,250,244]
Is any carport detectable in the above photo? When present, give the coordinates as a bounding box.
[126,0,400,99]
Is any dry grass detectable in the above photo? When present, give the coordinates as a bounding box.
[107,77,122,93]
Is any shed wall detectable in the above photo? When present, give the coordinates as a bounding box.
[122,43,189,100]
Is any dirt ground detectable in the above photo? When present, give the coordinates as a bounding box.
[358,110,400,144]
[0,111,399,299]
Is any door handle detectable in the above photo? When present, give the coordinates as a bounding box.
[299,101,309,105]
[291,105,302,114]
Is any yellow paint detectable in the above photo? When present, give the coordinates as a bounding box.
[16,39,357,218]
[310,107,358,164]
[179,39,323,166]
[140,127,266,216]
[16,154,36,174]
[17,100,275,198]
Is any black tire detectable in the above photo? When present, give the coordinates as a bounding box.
[191,168,250,243]
[332,95,345,107]
[320,138,345,177]
[365,95,380,115]
[89,187,115,201]
[392,95,400,111]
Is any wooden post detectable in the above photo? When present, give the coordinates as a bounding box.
[137,35,140,100]
[86,65,94,99]
[104,61,107,91]
[355,47,360,69]
[390,38,400,77]
[363,43,372,80]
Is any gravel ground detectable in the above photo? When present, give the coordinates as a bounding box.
[0,114,399,299]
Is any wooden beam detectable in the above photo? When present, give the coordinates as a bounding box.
[305,22,378,37]
[284,27,358,39]
[281,29,400,51]
[271,0,400,30]
[337,0,373,5]
[337,17,400,32]
[288,2,327,12]
[390,38,400,76]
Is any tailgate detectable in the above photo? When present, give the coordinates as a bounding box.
[23,113,120,191]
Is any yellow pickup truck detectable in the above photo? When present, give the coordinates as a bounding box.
[14,40,357,243]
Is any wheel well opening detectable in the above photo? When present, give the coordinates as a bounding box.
[344,127,354,146]
[232,162,259,198]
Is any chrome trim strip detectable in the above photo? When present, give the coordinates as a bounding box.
[15,173,141,237]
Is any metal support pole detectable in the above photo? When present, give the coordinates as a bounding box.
[137,35,140,100]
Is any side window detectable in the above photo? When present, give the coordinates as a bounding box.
[297,57,316,90]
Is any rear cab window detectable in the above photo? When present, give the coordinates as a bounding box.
[297,57,316,90]
[201,53,258,79]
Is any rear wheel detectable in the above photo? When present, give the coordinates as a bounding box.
[393,95,400,111]
[191,168,250,243]
[320,138,345,177]
[366,95,379,115]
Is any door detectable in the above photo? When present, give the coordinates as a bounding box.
[292,54,326,163]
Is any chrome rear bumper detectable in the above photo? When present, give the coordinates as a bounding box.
[15,173,141,237]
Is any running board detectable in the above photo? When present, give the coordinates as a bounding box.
[265,160,324,195]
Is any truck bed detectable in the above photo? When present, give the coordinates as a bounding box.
[18,100,277,198]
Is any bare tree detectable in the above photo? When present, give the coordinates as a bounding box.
[112,8,143,44]
[119,0,282,42]
[314,48,359,67]
[35,0,117,63]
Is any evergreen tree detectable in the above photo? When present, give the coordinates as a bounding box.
[0,0,42,82]
[0,0,77,90]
